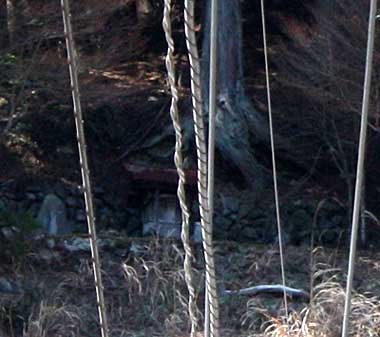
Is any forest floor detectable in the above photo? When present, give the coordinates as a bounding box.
[1,237,380,336]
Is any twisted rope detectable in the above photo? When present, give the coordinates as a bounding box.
[162,2,198,336]
[260,0,288,319]
[184,1,220,336]
[61,1,109,337]
[341,1,377,336]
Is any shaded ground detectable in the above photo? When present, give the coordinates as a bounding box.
[0,0,329,242]
[1,237,380,337]
[0,0,313,182]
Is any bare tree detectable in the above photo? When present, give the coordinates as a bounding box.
[201,0,270,192]
[273,0,380,224]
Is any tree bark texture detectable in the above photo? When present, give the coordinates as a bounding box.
[7,0,29,44]
[0,0,9,49]
[201,0,269,191]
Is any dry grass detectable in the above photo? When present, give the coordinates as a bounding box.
[120,238,204,336]
[23,300,81,337]
[1,242,380,337]
[0,238,199,337]
[247,268,380,337]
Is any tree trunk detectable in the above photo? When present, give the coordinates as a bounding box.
[7,0,29,44]
[201,0,269,191]
[0,0,9,49]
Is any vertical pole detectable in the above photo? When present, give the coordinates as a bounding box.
[341,1,377,336]
[206,0,219,336]
[360,179,366,246]
[61,1,109,337]
[183,1,220,335]
[260,0,288,319]
[207,0,218,241]
[204,292,210,337]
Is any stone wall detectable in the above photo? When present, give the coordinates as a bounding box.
[0,177,347,244]
[0,178,140,235]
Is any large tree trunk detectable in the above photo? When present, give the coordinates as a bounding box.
[0,0,9,49]
[201,0,269,191]
[124,0,271,190]
[7,0,29,44]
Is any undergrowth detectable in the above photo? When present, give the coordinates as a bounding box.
[245,265,380,337]
[0,240,379,337]
[0,205,41,260]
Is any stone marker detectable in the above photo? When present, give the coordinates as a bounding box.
[142,193,181,239]
[193,222,202,243]
[37,194,71,235]
[0,277,22,294]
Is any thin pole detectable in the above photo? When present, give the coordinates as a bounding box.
[341,1,377,336]
[61,1,109,337]
[208,0,218,218]
[206,0,220,336]
[260,0,288,320]
[204,294,210,337]
[183,1,220,336]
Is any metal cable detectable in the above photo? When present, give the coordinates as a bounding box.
[341,1,377,336]
[162,1,198,336]
[183,1,220,336]
[61,1,109,337]
[260,0,289,319]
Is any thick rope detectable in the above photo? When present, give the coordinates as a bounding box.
[162,2,198,336]
[183,1,220,336]
[341,1,377,336]
[61,1,109,337]
[260,0,288,319]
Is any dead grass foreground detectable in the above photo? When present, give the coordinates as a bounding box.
[1,241,380,337]
[246,273,380,337]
